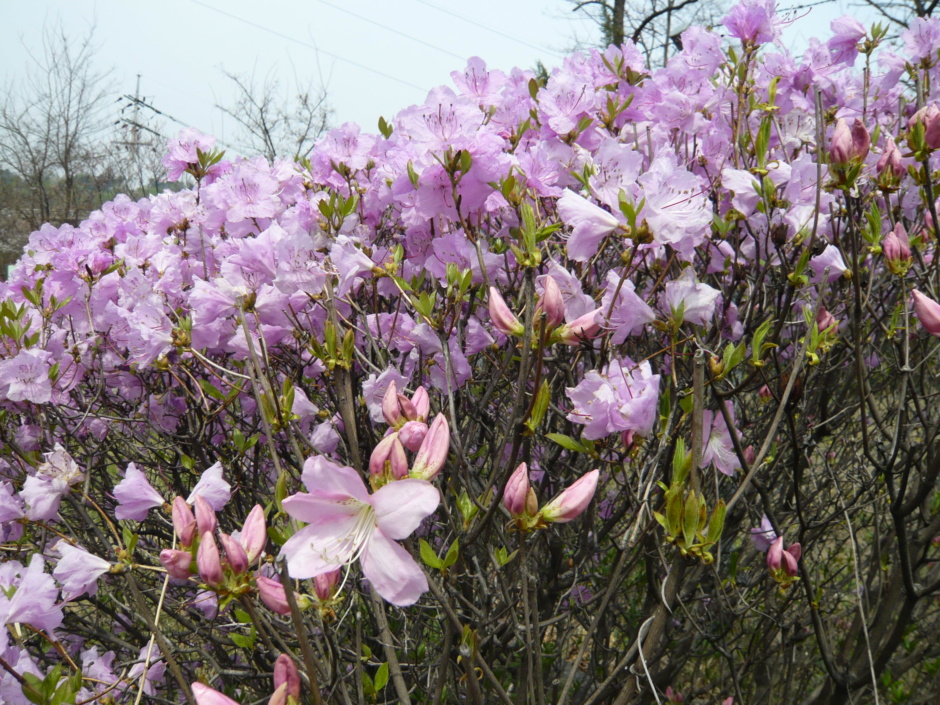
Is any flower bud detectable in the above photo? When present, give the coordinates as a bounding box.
[503,463,530,517]
[219,532,249,575]
[876,137,903,179]
[193,494,217,537]
[269,683,289,705]
[193,683,240,705]
[488,287,524,337]
[273,654,301,700]
[381,381,402,427]
[159,549,193,580]
[257,575,292,615]
[239,504,267,564]
[743,445,756,466]
[398,420,428,452]
[883,223,912,274]
[369,433,409,480]
[851,118,870,162]
[829,119,853,165]
[411,386,430,421]
[767,536,800,577]
[410,414,449,480]
[556,308,602,345]
[197,532,224,587]
[172,496,196,547]
[912,289,940,337]
[816,306,837,332]
[314,568,341,602]
[539,469,599,523]
[908,104,940,150]
[537,276,565,330]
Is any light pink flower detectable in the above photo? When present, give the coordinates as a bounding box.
[912,289,940,337]
[192,682,239,705]
[52,541,111,600]
[280,457,439,606]
[186,462,231,511]
[113,463,164,521]
[540,470,599,523]
[556,189,621,262]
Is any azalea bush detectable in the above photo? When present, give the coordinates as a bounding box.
[3,2,940,704]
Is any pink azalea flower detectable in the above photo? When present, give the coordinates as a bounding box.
[0,348,54,404]
[750,514,777,552]
[556,189,622,262]
[113,463,165,521]
[701,408,742,476]
[192,682,239,705]
[721,0,781,45]
[280,457,439,606]
[186,462,231,511]
[52,541,111,600]
[660,268,721,327]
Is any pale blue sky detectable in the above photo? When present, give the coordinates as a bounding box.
[1,0,875,155]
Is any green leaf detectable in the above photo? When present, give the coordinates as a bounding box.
[443,539,459,569]
[419,539,444,570]
[378,116,393,139]
[707,499,726,544]
[525,380,550,433]
[682,492,699,548]
[546,433,589,454]
[374,663,389,692]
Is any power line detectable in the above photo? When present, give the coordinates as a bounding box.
[314,0,466,62]
[189,0,428,93]
[411,0,567,59]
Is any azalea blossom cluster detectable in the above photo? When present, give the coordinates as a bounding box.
[1,1,940,703]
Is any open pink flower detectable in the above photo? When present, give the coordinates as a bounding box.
[280,457,439,606]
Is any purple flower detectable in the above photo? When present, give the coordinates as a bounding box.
[660,268,721,327]
[0,555,64,639]
[281,456,440,606]
[162,128,218,182]
[52,541,111,600]
[827,16,866,66]
[557,189,621,262]
[0,349,54,404]
[566,357,661,440]
[186,462,231,511]
[701,408,742,476]
[113,463,165,521]
[750,515,777,552]
[721,0,781,45]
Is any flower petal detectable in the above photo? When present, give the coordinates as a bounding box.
[360,530,429,606]
[372,479,440,540]
[279,514,362,578]
[300,457,370,502]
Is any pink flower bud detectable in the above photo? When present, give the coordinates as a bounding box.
[397,394,418,421]
[883,223,912,273]
[193,494,217,537]
[743,445,756,465]
[219,532,249,575]
[829,119,853,165]
[489,287,524,337]
[269,683,289,705]
[239,504,267,564]
[876,137,903,178]
[159,549,193,580]
[767,536,800,577]
[912,289,940,337]
[193,683,240,705]
[257,575,292,615]
[816,306,836,332]
[381,381,401,427]
[410,414,449,480]
[539,469,599,523]
[172,496,196,547]
[909,104,940,150]
[369,433,409,479]
[557,308,602,345]
[537,276,565,330]
[197,532,224,587]
[503,463,530,517]
[851,118,870,162]
[314,568,341,602]
[398,420,428,452]
[411,386,430,421]
[273,654,301,700]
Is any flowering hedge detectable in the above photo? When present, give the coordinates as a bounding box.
[2,2,940,704]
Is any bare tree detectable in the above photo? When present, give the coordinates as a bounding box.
[569,0,727,66]
[217,68,331,162]
[0,21,112,232]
